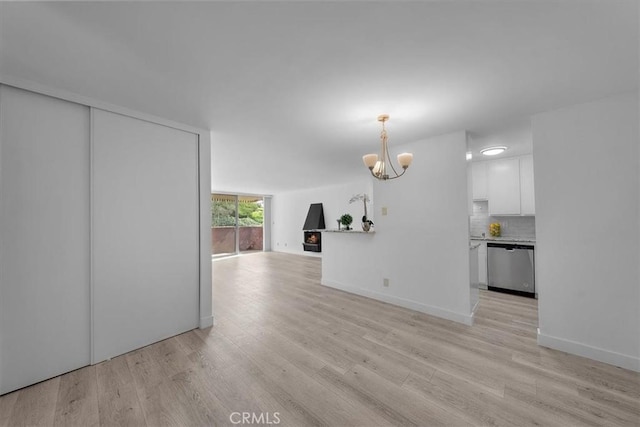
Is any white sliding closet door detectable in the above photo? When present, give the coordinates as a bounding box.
[92,109,199,363]
[0,85,91,394]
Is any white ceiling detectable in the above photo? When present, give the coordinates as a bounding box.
[467,118,533,161]
[1,1,637,194]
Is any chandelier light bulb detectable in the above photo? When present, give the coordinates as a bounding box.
[372,160,383,177]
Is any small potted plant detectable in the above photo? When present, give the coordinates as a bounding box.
[340,214,353,231]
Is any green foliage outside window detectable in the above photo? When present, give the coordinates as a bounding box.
[212,198,263,227]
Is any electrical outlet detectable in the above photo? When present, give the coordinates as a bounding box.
[383,278,389,287]
[382,207,388,216]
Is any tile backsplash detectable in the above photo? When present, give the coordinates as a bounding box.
[470,201,536,238]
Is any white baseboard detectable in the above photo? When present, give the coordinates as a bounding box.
[321,279,473,326]
[273,247,322,258]
[199,315,214,329]
[538,331,640,372]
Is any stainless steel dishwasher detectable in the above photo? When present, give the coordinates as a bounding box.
[487,242,535,298]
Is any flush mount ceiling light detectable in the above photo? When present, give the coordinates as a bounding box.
[480,146,507,156]
[362,115,413,180]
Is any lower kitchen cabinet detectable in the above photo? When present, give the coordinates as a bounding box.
[478,242,488,288]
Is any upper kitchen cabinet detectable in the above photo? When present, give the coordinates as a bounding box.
[469,120,534,215]
[471,162,488,200]
[488,157,521,215]
[480,155,535,215]
[519,155,535,215]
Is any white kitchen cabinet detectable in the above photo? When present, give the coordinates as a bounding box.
[488,157,521,215]
[478,242,488,287]
[519,155,535,215]
[473,155,535,215]
[471,162,488,200]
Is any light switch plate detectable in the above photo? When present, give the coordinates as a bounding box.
[382,207,388,216]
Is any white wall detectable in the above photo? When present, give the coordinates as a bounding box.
[271,179,373,256]
[322,131,473,324]
[533,92,640,371]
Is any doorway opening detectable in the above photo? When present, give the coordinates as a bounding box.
[211,194,265,258]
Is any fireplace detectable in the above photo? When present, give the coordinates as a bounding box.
[302,203,325,253]
[303,231,322,252]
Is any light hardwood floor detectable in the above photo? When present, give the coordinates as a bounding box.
[1,252,639,426]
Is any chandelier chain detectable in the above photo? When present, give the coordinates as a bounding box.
[383,128,400,178]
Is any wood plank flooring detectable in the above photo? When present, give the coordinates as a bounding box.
[1,252,639,426]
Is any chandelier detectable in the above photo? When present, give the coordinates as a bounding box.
[362,115,413,180]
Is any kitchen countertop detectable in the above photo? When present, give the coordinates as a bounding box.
[470,236,536,244]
